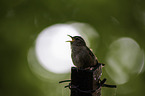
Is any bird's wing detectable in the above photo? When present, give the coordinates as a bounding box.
[86,47,99,64]
[86,47,95,58]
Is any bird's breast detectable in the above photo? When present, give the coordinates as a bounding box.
[71,46,95,68]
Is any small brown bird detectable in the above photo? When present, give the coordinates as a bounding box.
[67,35,98,69]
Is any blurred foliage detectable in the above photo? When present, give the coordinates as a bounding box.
[0,0,145,96]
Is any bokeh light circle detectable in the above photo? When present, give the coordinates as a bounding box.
[35,24,80,74]
[105,37,144,84]
[28,22,99,75]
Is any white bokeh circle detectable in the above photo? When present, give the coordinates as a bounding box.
[34,23,99,74]
[35,24,81,73]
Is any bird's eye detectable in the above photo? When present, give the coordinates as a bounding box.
[75,38,79,40]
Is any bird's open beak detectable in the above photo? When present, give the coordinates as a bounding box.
[66,35,74,42]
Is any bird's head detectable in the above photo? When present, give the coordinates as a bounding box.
[66,35,86,46]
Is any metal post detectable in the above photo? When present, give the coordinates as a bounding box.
[59,63,116,96]
[71,63,102,96]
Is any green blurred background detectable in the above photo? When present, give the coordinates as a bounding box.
[1,0,145,96]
